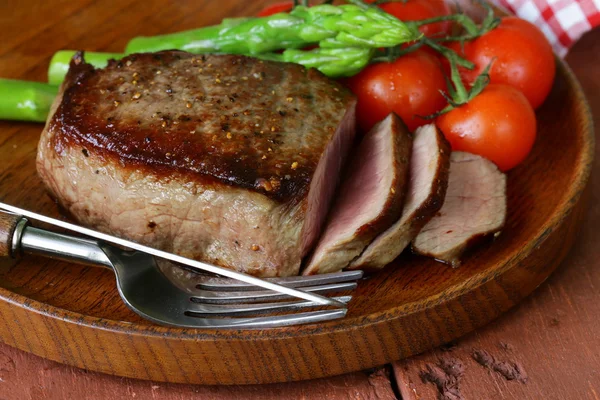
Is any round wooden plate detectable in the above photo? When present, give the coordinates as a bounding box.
[0,35,594,389]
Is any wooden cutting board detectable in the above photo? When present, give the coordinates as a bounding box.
[0,0,594,385]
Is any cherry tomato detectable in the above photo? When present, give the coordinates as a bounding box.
[365,0,452,36]
[448,17,555,109]
[436,84,537,171]
[346,50,447,132]
[257,2,294,17]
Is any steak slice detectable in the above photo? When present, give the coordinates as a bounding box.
[348,124,450,270]
[303,114,412,275]
[37,51,356,277]
[412,152,507,267]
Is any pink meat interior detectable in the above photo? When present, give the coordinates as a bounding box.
[414,152,507,253]
[358,124,442,256]
[301,102,357,256]
[397,125,440,223]
[309,116,394,256]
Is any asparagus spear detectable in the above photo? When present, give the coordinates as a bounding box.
[259,47,374,77]
[0,79,58,122]
[48,3,419,84]
[48,51,122,85]
[49,45,373,84]
[125,4,420,54]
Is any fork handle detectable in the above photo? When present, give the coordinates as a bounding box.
[0,212,28,258]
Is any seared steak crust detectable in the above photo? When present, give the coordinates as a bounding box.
[38,52,356,277]
[52,51,354,202]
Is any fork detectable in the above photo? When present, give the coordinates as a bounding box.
[0,211,363,329]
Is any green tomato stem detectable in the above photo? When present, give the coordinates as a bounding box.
[371,41,424,62]
[421,41,493,119]
[413,14,479,36]
[423,38,474,69]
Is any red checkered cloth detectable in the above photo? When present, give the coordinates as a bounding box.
[492,0,600,56]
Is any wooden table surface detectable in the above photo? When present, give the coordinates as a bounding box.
[0,1,599,398]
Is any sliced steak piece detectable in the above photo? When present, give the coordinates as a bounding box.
[37,51,356,277]
[348,124,450,270]
[302,114,412,275]
[412,152,507,267]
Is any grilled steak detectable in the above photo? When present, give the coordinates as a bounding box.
[412,152,507,267]
[303,114,412,275]
[348,124,450,270]
[37,51,356,277]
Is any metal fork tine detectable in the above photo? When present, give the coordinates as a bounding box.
[194,270,364,291]
[191,282,357,304]
[186,296,352,317]
[176,309,349,329]
[3,203,364,328]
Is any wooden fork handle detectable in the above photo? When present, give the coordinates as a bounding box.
[0,212,26,258]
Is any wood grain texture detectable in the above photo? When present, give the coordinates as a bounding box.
[0,213,20,258]
[0,0,595,386]
[0,346,397,400]
[393,29,600,400]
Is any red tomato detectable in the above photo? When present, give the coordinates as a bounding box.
[436,84,537,171]
[365,0,452,36]
[346,50,447,132]
[448,17,555,109]
[257,2,294,17]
